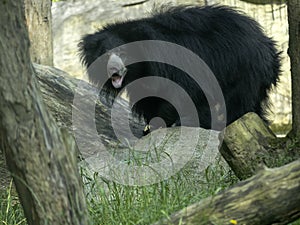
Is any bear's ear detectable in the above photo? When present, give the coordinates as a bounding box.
[78,33,104,67]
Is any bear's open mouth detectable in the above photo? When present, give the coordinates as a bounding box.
[111,73,124,88]
[107,53,127,89]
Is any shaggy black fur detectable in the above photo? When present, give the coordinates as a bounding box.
[79,5,280,132]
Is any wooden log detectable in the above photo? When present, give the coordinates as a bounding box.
[153,159,300,225]
[34,63,145,158]
[220,112,276,179]
[34,64,225,185]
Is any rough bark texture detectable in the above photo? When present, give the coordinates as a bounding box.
[220,113,276,180]
[25,0,53,65]
[288,0,300,138]
[153,159,300,225]
[240,0,286,4]
[34,64,145,158]
[0,1,88,225]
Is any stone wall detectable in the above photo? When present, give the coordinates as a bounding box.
[52,0,291,134]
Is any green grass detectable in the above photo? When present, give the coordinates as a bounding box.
[0,181,26,225]
[1,161,300,225]
[82,161,237,225]
[0,161,236,225]
[1,136,299,225]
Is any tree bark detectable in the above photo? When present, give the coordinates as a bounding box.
[25,0,53,65]
[220,113,277,180]
[239,0,286,4]
[33,63,145,158]
[153,159,300,225]
[0,1,88,225]
[288,0,300,138]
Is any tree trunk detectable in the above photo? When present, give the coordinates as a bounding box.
[288,0,300,138]
[25,0,53,66]
[153,159,300,225]
[0,1,88,225]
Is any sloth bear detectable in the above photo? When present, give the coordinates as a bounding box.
[79,5,280,134]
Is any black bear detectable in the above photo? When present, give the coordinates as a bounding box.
[79,5,280,133]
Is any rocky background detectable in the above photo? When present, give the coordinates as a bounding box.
[52,0,291,135]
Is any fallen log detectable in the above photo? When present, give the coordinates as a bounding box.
[33,63,225,185]
[220,112,277,179]
[153,159,300,225]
